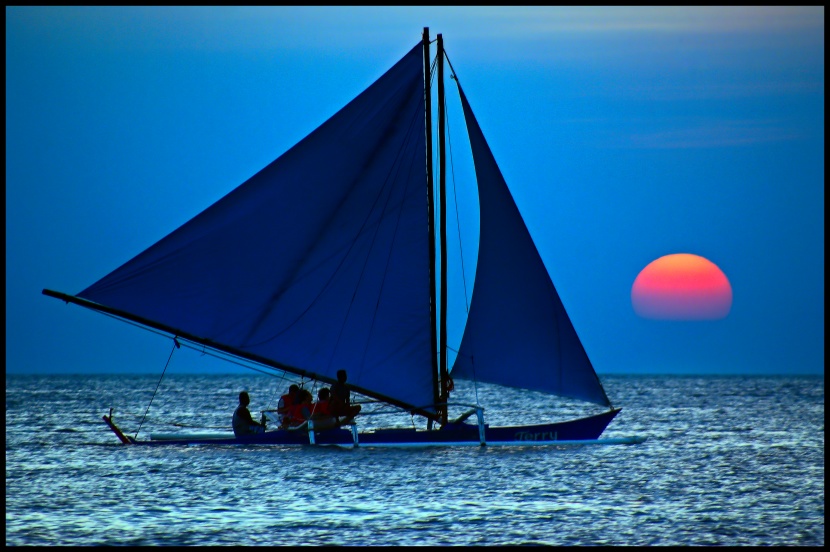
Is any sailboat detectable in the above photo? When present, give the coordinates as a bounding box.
[43,30,644,447]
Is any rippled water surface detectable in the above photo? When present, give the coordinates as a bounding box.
[6,374,824,545]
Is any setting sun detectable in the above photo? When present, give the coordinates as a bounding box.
[632,253,732,320]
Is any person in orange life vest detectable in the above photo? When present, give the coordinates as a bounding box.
[277,384,300,428]
[312,387,333,418]
[330,369,362,422]
[287,388,313,426]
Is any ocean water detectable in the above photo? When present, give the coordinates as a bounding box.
[5,374,824,546]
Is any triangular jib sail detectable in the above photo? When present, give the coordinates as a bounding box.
[448,82,611,407]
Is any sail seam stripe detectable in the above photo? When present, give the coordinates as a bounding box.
[359,94,426,371]
[242,81,420,351]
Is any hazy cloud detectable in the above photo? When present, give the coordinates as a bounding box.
[626,119,802,149]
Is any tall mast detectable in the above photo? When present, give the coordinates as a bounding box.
[423,28,440,425]
[437,33,449,426]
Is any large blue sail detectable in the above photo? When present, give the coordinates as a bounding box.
[77,44,435,411]
[450,85,611,407]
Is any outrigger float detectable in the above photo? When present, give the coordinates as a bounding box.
[46,29,646,449]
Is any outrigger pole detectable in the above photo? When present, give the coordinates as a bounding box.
[42,288,444,424]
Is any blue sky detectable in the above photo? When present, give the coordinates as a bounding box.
[7,6,824,375]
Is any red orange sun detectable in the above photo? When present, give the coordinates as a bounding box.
[631,253,732,320]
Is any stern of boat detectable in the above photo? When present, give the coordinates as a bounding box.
[102,409,134,444]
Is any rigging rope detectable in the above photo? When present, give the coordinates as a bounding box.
[266,370,290,411]
[135,337,179,439]
[444,50,481,407]
[445,82,471,314]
